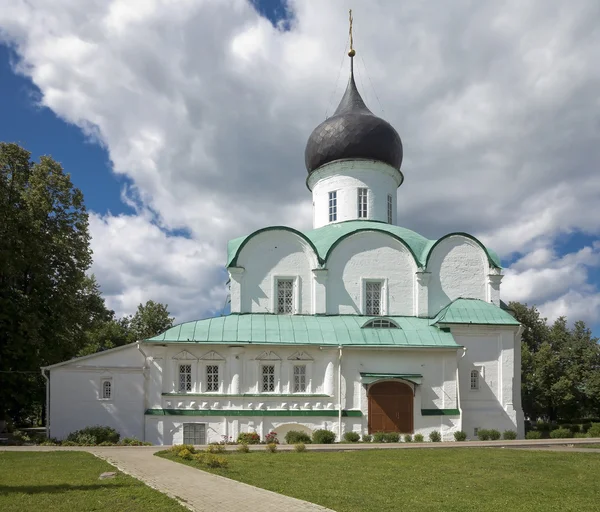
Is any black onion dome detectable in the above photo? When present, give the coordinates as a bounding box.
[305,62,403,174]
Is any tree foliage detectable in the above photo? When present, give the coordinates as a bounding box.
[510,302,600,422]
[0,143,173,424]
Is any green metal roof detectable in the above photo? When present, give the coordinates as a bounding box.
[146,314,460,348]
[227,220,501,269]
[431,299,520,326]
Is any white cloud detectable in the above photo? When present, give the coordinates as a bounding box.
[1,0,599,322]
[503,242,600,323]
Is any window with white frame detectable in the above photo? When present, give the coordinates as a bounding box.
[276,279,294,314]
[179,364,192,392]
[262,365,275,392]
[387,194,393,224]
[206,364,219,392]
[328,191,337,222]
[293,365,307,393]
[470,369,481,390]
[101,379,112,399]
[365,281,382,315]
[183,423,206,445]
[358,188,368,218]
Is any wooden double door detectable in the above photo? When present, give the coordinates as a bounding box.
[368,381,414,433]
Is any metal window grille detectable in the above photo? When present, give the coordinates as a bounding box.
[183,423,206,445]
[387,194,393,224]
[102,380,111,399]
[365,282,382,315]
[277,279,294,314]
[179,364,192,392]
[206,365,219,392]
[364,319,398,328]
[358,188,368,218]
[470,370,479,390]
[262,365,275,392]
[328,191,337,222]
[293,365,306,393]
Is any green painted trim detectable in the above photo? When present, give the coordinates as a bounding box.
[162,393,331,398]
[421,409,460,416]
[228,226,322,268]
[323,228,422,269]
[424,232,501,269]
[145,408,362,417]
[360,373,422,378]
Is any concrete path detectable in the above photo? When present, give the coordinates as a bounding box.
[1,445,332,512]
[2,439,599,511]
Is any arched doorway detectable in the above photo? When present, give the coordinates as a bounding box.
[368,381,413,433]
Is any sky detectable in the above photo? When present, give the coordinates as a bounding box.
[0,0,599,333]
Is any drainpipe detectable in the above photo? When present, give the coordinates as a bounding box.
[137,342,150,442]
[457,347,467,433]
[41,368,50,439]
[338,345,343,441]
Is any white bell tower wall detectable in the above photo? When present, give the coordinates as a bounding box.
[307,160,403,229]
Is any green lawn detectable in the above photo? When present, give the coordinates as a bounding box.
[0,451,185,512]
[158,448,600,512]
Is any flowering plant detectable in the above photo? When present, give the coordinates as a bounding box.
[265,431,279,444]
[237,432,261,444]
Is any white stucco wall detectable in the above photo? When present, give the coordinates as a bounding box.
[308,160,402,228]
[236,230,317,314]
[453,325,523,437]
[427,236,489,316]
[326,231,416,315]
[47,344,146,440]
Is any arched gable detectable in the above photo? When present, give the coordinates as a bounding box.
[326,231,417,315]
[228,226,320,268]
[427,234,489,316]
[237,229,317,314]
[425,232,501,270]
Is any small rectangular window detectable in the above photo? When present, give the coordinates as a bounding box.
[365,281,382,315]
[328,191,337,222]
[183,423,206,445]
[101,379,112,399]
[471,368,481,390]
[387,194,393,224]
[262,365,275,392]
[474,427,479,437]
[179,364,192,392]
[206,365,219,392]
[293,365,307,393]
[358,188,368,218]
[277,279,294,314]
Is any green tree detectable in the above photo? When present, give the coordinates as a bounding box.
[510,301,600,422]
[128,300,174,341]
[0,143,92,423]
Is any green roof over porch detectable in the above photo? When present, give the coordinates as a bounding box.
[431,298,520,326]
[145,314,460,348]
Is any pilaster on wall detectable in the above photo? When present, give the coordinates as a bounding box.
[229,347,244,395]
[487,270,503,306]
[228,267,245,313]
[415,271,431,317]
[312,269,328,314]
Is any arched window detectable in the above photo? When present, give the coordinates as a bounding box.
[363,319,399,329]
[101,379,112,399]
[470,370,480,390]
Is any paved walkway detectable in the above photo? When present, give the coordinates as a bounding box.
[2,439,599,511]
[1,445,332,512]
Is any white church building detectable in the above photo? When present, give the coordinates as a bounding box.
[43,50,524,445]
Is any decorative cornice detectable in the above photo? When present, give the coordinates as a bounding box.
[146,408,362,417]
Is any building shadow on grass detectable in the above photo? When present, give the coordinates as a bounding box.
[0,483,129,495]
